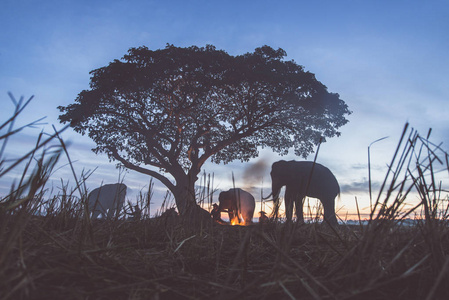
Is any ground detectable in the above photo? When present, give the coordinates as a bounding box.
[1,210,448,300]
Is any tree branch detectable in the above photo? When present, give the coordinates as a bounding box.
[108,147,176,193]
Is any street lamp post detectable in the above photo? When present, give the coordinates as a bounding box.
[368,136,388,212]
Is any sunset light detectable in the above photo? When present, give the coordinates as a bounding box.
[2,0,448,298]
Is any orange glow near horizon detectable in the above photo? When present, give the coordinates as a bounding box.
[204,196,429,223]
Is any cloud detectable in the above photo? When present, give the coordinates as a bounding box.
[340,179,380,195]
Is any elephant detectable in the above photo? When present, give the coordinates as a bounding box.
[87,183,127,218]
[218,188,255,225]
[265,160,339,225]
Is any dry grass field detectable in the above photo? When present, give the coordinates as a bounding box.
[1,202,448,299]
[1,98,448,299]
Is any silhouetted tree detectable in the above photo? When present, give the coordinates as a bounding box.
[58,44,350,218]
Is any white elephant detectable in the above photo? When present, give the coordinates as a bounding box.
[218,188,255,225]
[265,160,339,225]
[87,183,127,218]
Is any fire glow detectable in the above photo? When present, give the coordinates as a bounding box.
[229,215,246,226]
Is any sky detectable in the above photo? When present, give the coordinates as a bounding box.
[1,0,448,219]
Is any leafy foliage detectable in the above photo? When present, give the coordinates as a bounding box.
[59,44,350,209]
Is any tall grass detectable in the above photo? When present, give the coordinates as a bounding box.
[1,94,448,299]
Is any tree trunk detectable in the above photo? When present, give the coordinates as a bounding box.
[172,175,196,215]
[171,173,211,225]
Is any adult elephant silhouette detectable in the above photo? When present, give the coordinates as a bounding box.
[218,188,255,225]
[87,183,127,218]
[265,160,339,225]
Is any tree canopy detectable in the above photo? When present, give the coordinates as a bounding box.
[58,44,351,215]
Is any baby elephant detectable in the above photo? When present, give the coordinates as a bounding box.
[218,188,255,225]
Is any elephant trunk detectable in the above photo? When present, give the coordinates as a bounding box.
[270,183,282,219]
[262,192,273,200]
[263,183,282,201]
[271,182,282,202]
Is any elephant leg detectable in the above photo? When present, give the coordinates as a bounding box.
[284,187,294,222]
[294,194,305,224]
[321,197,338,226]
[92,210,100,219]
[107,208,115,219]
[228,212,234,222]
[242,211,253,224]
[236,210,242,223]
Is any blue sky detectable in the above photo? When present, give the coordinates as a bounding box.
[1,0,448,218]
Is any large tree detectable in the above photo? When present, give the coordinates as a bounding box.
[59,44,350,216]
